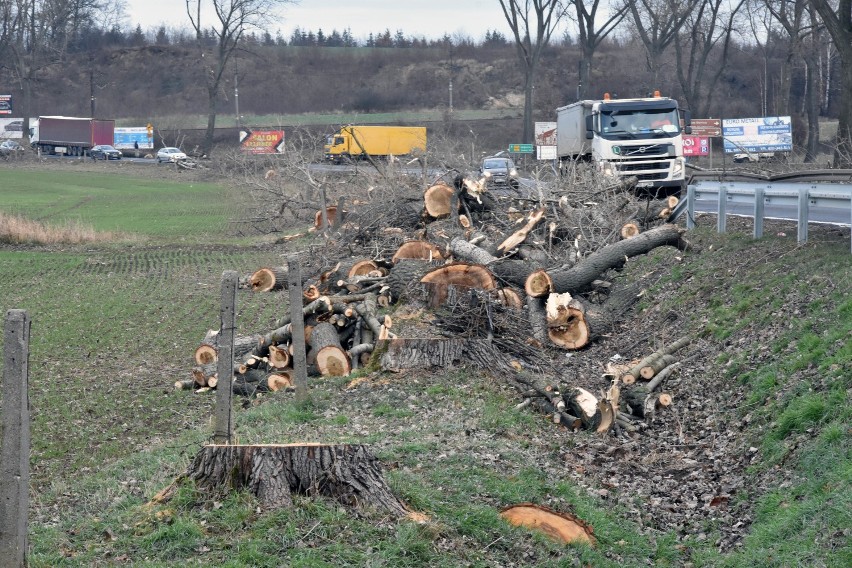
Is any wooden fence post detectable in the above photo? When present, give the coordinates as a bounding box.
[0,309,31,568]
[213,271,237,444]
[287,256,309,402]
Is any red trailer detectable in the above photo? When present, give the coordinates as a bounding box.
[34,116,115,157]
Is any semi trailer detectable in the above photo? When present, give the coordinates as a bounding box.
[31,116,115,157]
[556,92,690,194]
[324,125,426,163]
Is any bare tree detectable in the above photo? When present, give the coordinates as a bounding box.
[672,0,745,117]
[625,0,701,88]
[571,0,629,99]
[809,0,851,166]
[498,0,568,143]
[185,0,292,157]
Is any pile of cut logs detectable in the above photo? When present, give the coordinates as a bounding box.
[180,172,693,435]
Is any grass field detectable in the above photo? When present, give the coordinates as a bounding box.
[0,165,849,567]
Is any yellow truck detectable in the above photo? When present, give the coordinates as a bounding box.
[324,125,426,163]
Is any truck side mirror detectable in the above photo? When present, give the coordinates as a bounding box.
[585,115,594,139]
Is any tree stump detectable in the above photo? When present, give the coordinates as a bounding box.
[154,444,411,516]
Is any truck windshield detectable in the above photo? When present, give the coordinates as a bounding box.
[600,109,680,139]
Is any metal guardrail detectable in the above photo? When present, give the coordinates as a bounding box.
[669,171,852,254]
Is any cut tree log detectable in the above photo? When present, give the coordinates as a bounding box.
[392,240,444,263]
[497,208,545,253]
[500,503,596,546]
[385,259,441,303]
[314,205,344,230]
[420,263,497,307]
[423,183,456,218]
[621,386,673,418]
[639,353,677,380]
[620,222,640,239]
[525,224,690,297]
[379,338,513,372]
[153,444,412,516]
[267,345,291,369]
[309,322,351,376]
[624,336,691,382]
[545,292,589,350]
[250,266,288,292]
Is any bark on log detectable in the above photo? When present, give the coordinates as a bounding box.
[525,224,689,297]
[385,259,440,303]
[379,338,513,372]
[155,444,411,516]
[309,322,351,376]
[250,266,289,292]
[639,353,677,380]
[526,297,549,346]
[621,386,671,418]
[624,336,691,382]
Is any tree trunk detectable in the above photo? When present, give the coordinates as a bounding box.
[155,444,411,516]
[526,224,689,296]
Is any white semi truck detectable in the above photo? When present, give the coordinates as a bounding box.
[556,92,691,195]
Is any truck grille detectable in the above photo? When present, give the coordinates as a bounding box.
[619,161,670,172]
[619,144,674,157]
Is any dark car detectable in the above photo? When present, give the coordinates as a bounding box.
[89,145,122,160]
[0,139,25,158]
[3,120,23,132]
[479,156,519,189]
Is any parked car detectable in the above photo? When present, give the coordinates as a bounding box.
[0,139,25,157]
[89,144,122,160]
[479,156,519,189]
[157,147,187,163]
[4,120,23,132]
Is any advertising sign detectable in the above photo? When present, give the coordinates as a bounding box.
[534,122,557,146]
[722,116,792,153]
[240,129,285,154]
[682,135,710,157]
[690,118,721,137]
[537,145,557,160]
[0,118,25,139]
[114,127,153,150]
[0,95,11,115]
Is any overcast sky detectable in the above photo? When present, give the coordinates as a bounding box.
[124,1,517,42]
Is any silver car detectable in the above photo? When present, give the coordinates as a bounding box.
[156,147,187,163]
[480,156,520,189]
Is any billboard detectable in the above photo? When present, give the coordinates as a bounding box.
[240,129,285,154]
[0,95,11,115]
[0,117,25,139]
[535,122,557,146]
[114,127,153,150]
[722,116,792,154]
[682,135,710,157]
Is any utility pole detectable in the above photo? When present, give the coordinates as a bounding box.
[89,61,96,117]
[234,48,240,126]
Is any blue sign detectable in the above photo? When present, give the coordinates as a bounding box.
[114,127,153,150]
[722,116,792,154]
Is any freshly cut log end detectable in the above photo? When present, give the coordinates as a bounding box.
[545,292,590,350]
[194,344,217,366]
[525,269,552,298]
[267,372,293,391]
[348,260,380,278]
[250,266,288,292]
[268,345,291,369]
[423,183,455,218]
[158,444,412,516]
[316,346,352,376]
[500,503,596,546]
[314,205,342,230]
[620,223,640,239]
[420,263,497,307]
[657,393,672,407]
[494,288,523,310]
[392,240,444,264]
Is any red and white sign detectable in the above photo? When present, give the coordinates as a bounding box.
[239,129,285,154]
[683,135,709,157]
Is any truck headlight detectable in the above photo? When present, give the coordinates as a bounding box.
[672,157,684,176]
[601,161,614,176]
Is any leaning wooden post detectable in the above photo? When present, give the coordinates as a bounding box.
[213,272,237,444]
[0,309,31,568]
[287,255,309,402]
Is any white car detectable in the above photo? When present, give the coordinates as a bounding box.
[156,147,187,163]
